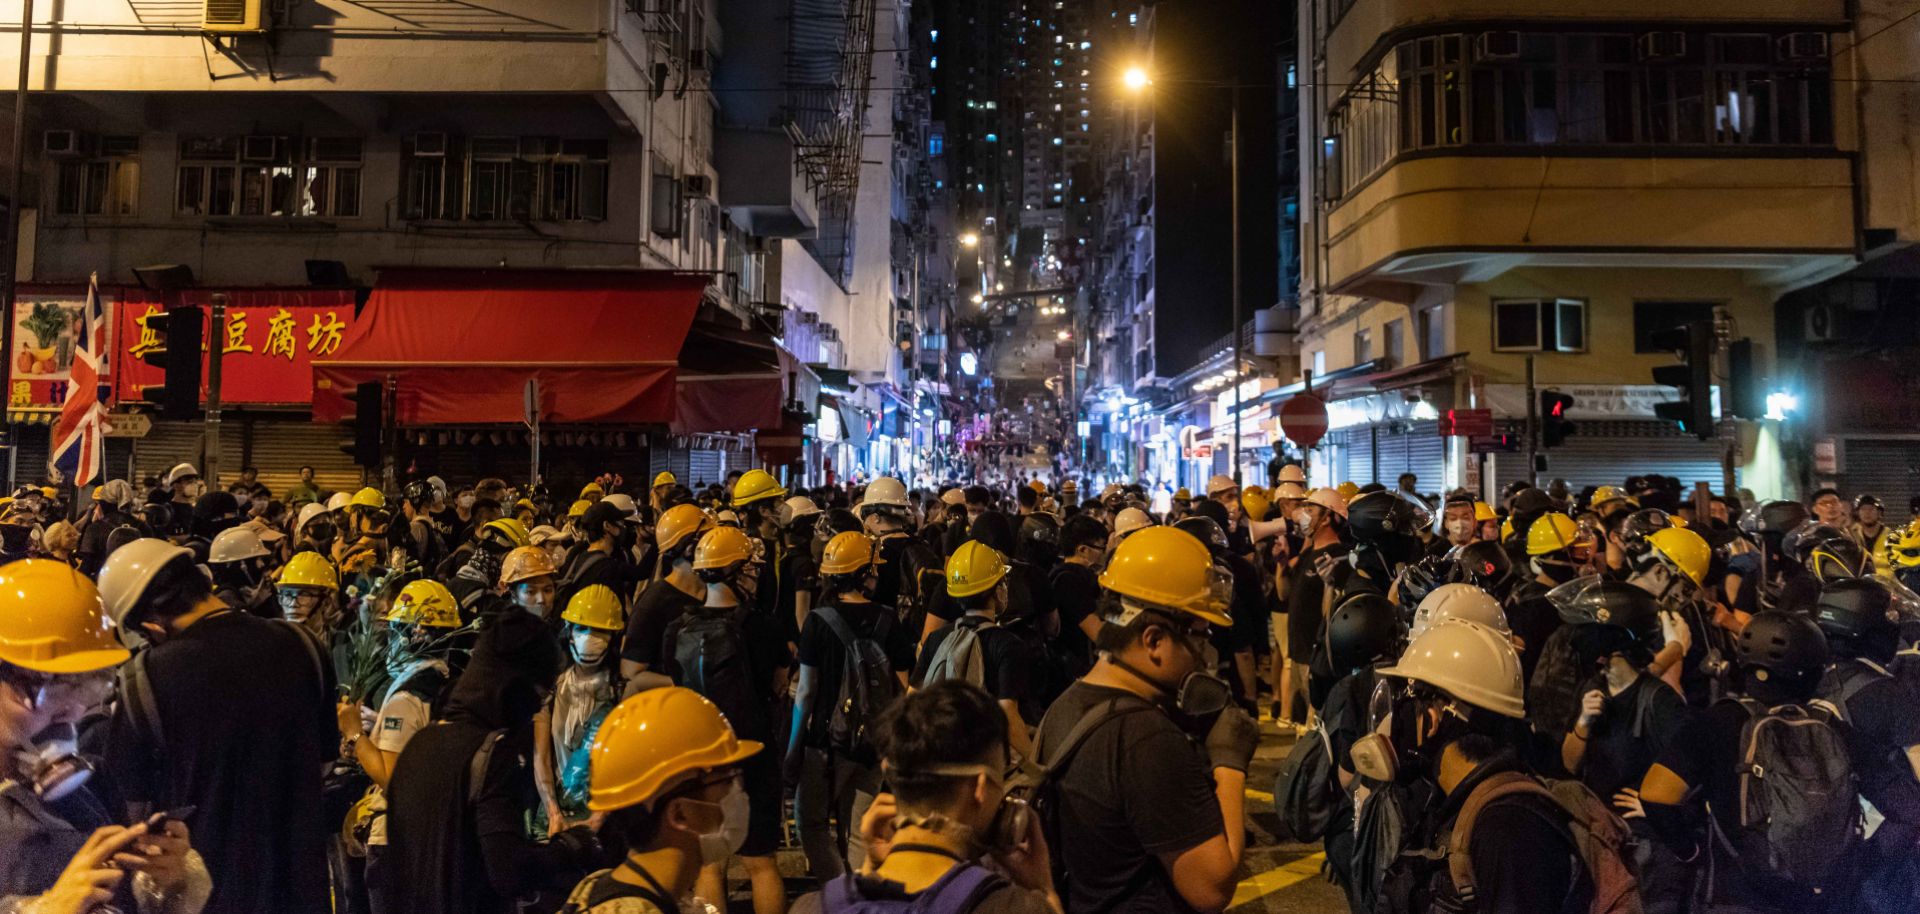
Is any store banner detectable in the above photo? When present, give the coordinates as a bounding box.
[9,290,113,411]
[1483,383,1716,420]
[113,290,358,406]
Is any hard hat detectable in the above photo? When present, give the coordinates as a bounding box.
[730,469,787,508]
[820,531,886,576]
[580,482,606,499]
[714,510,742,528]
[38,486,57,500]
[652,472,676,488]
[0,560,129,674]
[1472,502,1497,523]
[587,686,763,812]
[1098,526,1233,627]
[1589,485,1638,512]
[567,499,592,518]
[1276,464,1307,485]
[1410,583,1509,640]
[1030,480,1048,494]
[779,496,822,527]
[1336,481,1362,501]
[1272,481,1308,500]
[426,476,448,498]
[1526,513,1582,556]
[1667,513,1689,529]
[1346,491,1433,544]
[163,463,200,487]
[499,545,559,587]
[208,526,270,564]
[562,584,626,631]
[656,504,713,553]
[946,540,1010,598]
[1305,487,1349,518]
[1113,507,1153,537]
[1648,527,1711,586]
[940,488,966,507]
[1060,480,1079,494]
[861,477,910,511]
[295,503,331,535]
[386,579,460,629]
[1242,488,1271,522]
[1173,487,1191,502]
[1379,619,1526,719]
[1547,577,1661,639]
[529,524,566,546]
[693,526,756,570]
[1890,522,1920,569]
[1205,474,1238,498]
[601,493,640,518]
[1101,484,1125,502]
[482,518,533,548]
[96,538,194,627]
[1734,611,1829,683]
[278,551,339,591]
[1499,516,1514,542]
[326,492,352,513]
[350,487,387,510]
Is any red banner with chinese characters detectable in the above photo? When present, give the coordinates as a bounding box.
[113,289,358,406]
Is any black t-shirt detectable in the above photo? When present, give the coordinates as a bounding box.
[620,578,704,668]
[660,603,791,742]
[1033,681,1223,914]
[797,599,916,747]
[1050,561,1102,667]
[1465,796,1584,914]
[1580,674,1691,800]
[1825,661,1920,822]
[1214,553,1266,655]
[103,612,335,914]
[1503,580,1563,686]
[1286,542,1349,662]
[912,617,1033,706]
[776,547,819,644]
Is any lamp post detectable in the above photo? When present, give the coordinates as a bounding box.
[1,0,35,467]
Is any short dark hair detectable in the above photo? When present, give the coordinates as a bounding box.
[875,680,1007,809]
[1809,487,1842,505]
[300,465,315,473]
[1060,514,1107,554]
[127,555,213,629]
[1449,732,1501,767]
[964,486,991,508]
[472,497,502,516]
[1017,488,1038,509]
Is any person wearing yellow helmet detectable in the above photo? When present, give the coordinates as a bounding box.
[648,471,678,512]
[562,687,762,912]
[441,518,535,622]
[534,585,628,837]
[0,560,214,913]
[1034,525,1258,914]
[276,550,340,633]
[786,531,913,878]
[660,526,788,914]
[499,545,562,621]
[561,501,642,615]
[620,504,714,688]
[918,540,1035,761]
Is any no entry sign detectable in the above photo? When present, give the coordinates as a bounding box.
[1280,394,1329,448]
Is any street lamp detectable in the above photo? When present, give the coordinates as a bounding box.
[1122,66,1152,91]
[959,232,979,248]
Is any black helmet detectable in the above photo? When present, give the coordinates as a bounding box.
[1174,516,1229,554]
[1742,500,1812,537]
[402,480,433,507]
[1020,511,1060,546]
[1447,540,1515,592]
[1394,553,1453,610]
[1327,593,1402,673]
[1813,577,1901,642]
[1345,491,1432,544]
[1510,487,1558,517]
[1734,610,1830,683]
[1785,524,1868,582]
[1619,508,1673,557]
[1547,577,1661,639]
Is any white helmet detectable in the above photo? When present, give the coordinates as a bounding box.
[426,476,448,499]
[1113,507,1154,537]
[1206,474,1238,497]
[1272,481,1309,500]
[1276,464,1307,485]
[164,463,200,487]
[779,495,822,527]
[1410,583,1510,640]
[862,477,909,510]
[326,492,352,513]
[208,526,269,564]
[600,493,640,518]
[940,488,966,507]
[1379,619,1526,719]
[98,538,194,626]
[1306,487,1349,518]
[295,503,330,537]
[529,524,570,546]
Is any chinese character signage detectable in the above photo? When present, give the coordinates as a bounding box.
[9,292,112,411]
[113,289,358,406]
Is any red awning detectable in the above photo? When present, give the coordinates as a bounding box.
[312,269,708,425]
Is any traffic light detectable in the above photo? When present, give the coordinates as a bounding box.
[1539,390,1576,448]
[1651,320,1715,439]
[339,381,384,468]
[140,305,202,420]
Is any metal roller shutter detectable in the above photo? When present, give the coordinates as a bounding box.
[1838,438,1920,506]
[243,417,366,498]
[1490,421,1736,495]
[689,450,724,488]
[131,421,241,488]
[1344,428,1375,485]
[7,424,49,491]
[651,447,694,486]
[1375,422,1446,492]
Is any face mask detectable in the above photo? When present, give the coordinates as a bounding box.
[14,727,92,802]
[0,524,31,555]
[457,495,476,510]
[687,783,750,865]
[1445,519,1475,541]
[571,628,612,665]
[1293,508,1317,534]
[1534,558,1581,584]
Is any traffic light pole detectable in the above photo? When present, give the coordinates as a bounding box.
[203,293,226,488]
[1525,355,1538,486]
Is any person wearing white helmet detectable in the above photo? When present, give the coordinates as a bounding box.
[1277,487,1349,727]
[863,477,945,641]
[774,496,824,641]
[151,462,203,541]
[98,538,337,914]
[293,501,338,557]
[207,525,276,619]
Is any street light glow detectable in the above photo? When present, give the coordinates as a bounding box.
[1122,66,1151,91]
[959,232,979,248]
[971,293,984,304]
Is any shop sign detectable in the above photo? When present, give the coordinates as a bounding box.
[1813,437,1840,475]
[8,292,111,410]
[1438,408,1494,437]
[1484,383,1716,420]
[112,290,359,405]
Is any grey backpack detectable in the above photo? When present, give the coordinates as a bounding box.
[921,614,993,687]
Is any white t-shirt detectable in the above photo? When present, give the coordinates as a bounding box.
[365,664,439,846]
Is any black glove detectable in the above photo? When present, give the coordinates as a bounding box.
[550,824,602,863]
[1204,706,1260,773]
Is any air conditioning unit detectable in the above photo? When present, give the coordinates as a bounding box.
[1778,32,1829,62]
[240,135,284,162]
[202,0,269,33]
[412,132,449,157]
[684,174,713,198]
[1804,303,1870,343]
[1636,31,1687,61]
[42,130,81,157]
[1473,31,1522,61]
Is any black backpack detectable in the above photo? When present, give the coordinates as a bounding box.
[814,606,902,762]
[1273,718,1336,843]
[1714,697,1860,894]
[892,537,943,619]
[671,604,765,733]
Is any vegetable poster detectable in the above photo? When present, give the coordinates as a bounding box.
[9,294,109,411]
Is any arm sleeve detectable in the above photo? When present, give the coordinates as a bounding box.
[620,590,658,665]
[473,746,587,896]
[1124,725,1225,855]
[988,633,1033,704]
[1470,802,1577,914]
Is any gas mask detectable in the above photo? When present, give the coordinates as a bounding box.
[571,628,613,665]
[886,762,1031,856]
[1105,613,1232,720]
[14,725,92,802]
[1348,679,1471,785]
[1531,556,1582,584]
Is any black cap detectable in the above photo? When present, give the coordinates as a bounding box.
[1735,611,1830,682]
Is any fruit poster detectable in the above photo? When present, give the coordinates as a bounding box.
[8,293,109,411]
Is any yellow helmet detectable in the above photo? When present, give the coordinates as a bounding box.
[1173,488,1192,502]
[1098,526,1233,627]
[1668,513,1690,529]
[1590,485,1638,512]
[1499,516,1515,542]
[587,687,763,812]
[1526,513,1582,556]
[1030,479,1048,495]
[387,579,460,629]
[0,560,130,674]
[652,471,676,489]
[820,531,886,577]
[1889,522,1920,569]
[482,518,532,549]
[567,499,592,518]
[731,469,787,508]
[278,551,340,591]
[1336,481,1362,501]
[693,526,756,570]
[946,540,1010,598]
[1242,487,1271,523]
[499,545,559,586]
[350,487,387,510]
[1648,527,1711,586]
[1473,502,1497,523]
[658,503,715,553]
[562,584,625,631]
[580,482,605,500]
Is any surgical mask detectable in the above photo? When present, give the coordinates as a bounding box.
[1445,519,1475,541]
[571,629,612,665]
[1293,508,1317,534]
[457,495,476,510]
[688,783,750,865]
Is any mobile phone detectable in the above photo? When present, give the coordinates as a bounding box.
[145,805,196,829]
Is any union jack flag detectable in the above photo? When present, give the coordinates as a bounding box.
[49,273,107,487]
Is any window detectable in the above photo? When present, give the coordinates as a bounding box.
[1419,305,1445,359]
[54,136,140,217]
[1383,318,1405,366]
[1493,298,1587,352]
[1311,350,1326,375]
[403,136,606,222]
[1354,328,1373,363]
[1633,301,1715,352]
[177,136,361,218]
[650,155,682,237]
[928,133,944,156]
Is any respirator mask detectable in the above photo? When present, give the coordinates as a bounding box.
[1346,678,1471,785]
[15,725,93,802]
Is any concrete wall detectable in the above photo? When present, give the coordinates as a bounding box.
[1850,0,1920,243]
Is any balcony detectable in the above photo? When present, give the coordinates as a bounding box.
[717,129,820,238]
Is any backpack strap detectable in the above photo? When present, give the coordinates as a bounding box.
[1447,771,1568,904]
[468,729,507,804]
[117,648,166,758]
[1032,693,1159,772]
[815,606,859,650]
